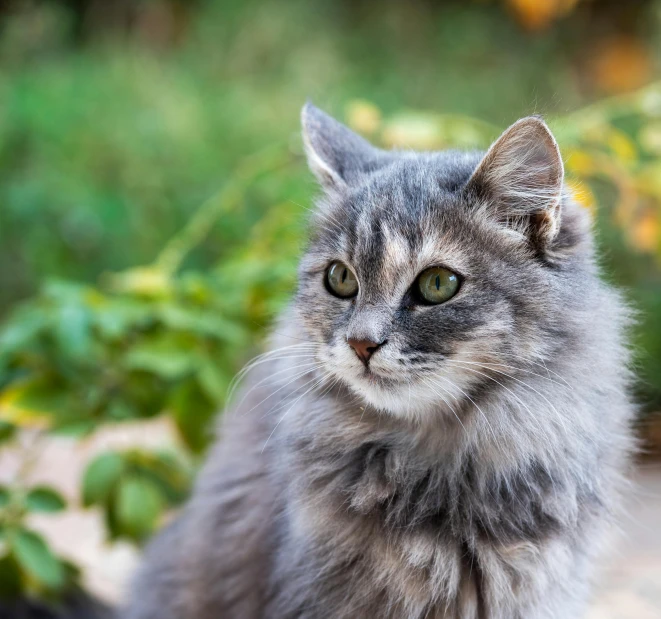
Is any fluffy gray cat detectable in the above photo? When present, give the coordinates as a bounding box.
[126,104,635,619]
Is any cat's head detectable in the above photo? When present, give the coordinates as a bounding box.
[295,103,592,419]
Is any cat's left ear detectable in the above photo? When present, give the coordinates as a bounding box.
[464,116,564,249]
[301,102,386,191]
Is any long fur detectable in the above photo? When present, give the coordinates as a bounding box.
[126,105,635,619]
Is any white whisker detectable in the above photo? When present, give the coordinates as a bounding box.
[430,374,500,448]
[228,343,319,401]
[242,362,325,417]
[261,371,333,453]
[420,377,467,435]
[447,359,571,438]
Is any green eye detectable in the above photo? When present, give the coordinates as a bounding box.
[416,267,460,304]
[326,261,359,298]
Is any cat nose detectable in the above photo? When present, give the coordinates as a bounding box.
[347,338,386,365]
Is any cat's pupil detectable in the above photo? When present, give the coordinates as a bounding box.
[326,261,359,298]
[435,275,440,290]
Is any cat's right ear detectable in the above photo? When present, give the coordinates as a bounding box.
[464,116,564,250]
[301,102,382,191]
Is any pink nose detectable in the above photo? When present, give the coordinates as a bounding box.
[347,338,384,365]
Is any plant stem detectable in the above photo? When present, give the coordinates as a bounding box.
[154,145,292,276]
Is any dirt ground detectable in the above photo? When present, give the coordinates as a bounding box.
[2,421,660,617]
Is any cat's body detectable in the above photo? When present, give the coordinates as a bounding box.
[127,106,634,619]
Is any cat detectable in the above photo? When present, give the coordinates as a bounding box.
[125,103,635,619]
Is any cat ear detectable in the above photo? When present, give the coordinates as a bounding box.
[301,102,384,191]
[465,116,564,248]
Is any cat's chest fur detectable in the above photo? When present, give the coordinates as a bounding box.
[273,400,593,618]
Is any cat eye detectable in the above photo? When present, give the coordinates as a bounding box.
[326,261,359,298]
[416,267,460,304]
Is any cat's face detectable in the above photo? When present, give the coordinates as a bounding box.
[295,104,588,419]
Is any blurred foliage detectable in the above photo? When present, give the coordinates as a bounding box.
[0,477,78,599]
[82,449,192,543]
[1,0,661,607]
[2,0,660,311]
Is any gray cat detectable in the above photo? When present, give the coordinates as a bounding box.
[126,104,635,619]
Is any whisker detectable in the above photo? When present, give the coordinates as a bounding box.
[261,371,333,453]
[430,374,500,447]
[250,323,319,344]
[317,373,342,399]
[290,199,346,232]
[230,342,317,375]
[260,365,333,420]
[420,377,467,435]
[446,359,571,437]
[449,359,569,390]
[228,344,319,400]
[231,350,318,387]
[228,357,319,405]
[241,362,325,417]
[442,362,562,451]
[232,358,322,407]
[483,352,573,388]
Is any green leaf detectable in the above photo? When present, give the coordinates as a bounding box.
[0,553,22,599]
[0,421,16,444]
[197,361,229,403]
[95,298,153,339]
[25,487,66,513]
[123,371,167,418]
[61,558,82,588]
[130,450,192,505]
[10,529,65,590]
[105,398,136,422]
[113,475,164,542]
[124,341,198,380]
[82,452,125,507]
[102,491,121,542]
[169,379,216,453]
[0,308,48,358]
[10,379,84,427]
[54,301,93,362]
[0,486,10,509]
[156,303,243,343]
[50,419,97,438]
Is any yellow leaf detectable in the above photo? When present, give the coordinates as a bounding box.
[0,386,51,430]
[565,179,596,211]
[638,123,661,155]
[607,129,637,163]
[83,289,108,308]
[564,150,595,176]
[107,267,172,297]
[635,163,661,200]
[590,36,652,95]
[382,113,443,150]
[629,211,660,254]
[580,119,609,144]
[506,0,575,31]
[346,100,382,136]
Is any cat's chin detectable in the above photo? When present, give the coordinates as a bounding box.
[320,349,458,419]
[341,372,445,419]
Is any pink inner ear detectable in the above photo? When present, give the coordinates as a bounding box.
[531,207,560,245]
